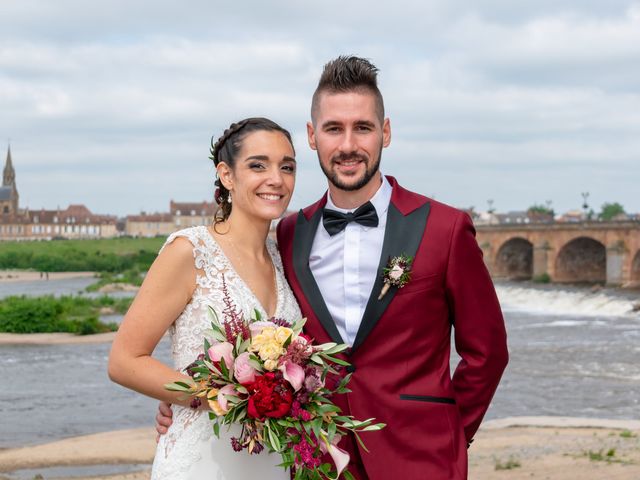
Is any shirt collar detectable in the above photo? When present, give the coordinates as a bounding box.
[325,174,392,216]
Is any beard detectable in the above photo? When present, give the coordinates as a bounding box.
[319,148,382,192]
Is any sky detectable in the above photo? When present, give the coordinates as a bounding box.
[1,0,639,217]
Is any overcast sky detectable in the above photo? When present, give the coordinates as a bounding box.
[1,0,639,216]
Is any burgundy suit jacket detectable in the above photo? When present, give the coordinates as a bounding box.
[277,176,508,479]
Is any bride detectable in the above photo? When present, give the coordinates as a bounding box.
[108,117,301,479]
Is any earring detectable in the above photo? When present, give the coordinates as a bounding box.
[228,191,232,204]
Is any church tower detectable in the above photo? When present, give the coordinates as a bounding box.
[0,146,19,215]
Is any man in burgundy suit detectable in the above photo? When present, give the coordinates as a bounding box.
[157,56,508,479]
[276,56,508,479]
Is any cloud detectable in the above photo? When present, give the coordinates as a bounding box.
[0,0,638,215]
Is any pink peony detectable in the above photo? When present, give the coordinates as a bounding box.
[234,352,257,384]
[208,342,234,371]
[280,361,305,391]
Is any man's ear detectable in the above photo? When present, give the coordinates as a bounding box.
[307,121,317,150]
[382,118,391,148]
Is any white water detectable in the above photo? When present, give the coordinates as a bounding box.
[496,283,640,318]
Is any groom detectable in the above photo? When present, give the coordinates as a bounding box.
[158,56,508,479]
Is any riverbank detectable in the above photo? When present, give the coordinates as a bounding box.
[0,270,95,283]
[0,331,117,344]
[0,418,637,480]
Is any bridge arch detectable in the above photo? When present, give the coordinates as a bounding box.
[631,250,640,284]
[555,236,606,284]
[494,237,533,280]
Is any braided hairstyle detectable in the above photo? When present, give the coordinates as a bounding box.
[209,117,295,225]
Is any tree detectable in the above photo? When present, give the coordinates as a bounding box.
[527,203,555,217]
[599,202,626,221]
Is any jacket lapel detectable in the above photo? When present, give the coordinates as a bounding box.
[292,203,345,344]
[352,179,431,352]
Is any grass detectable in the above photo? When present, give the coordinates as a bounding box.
[0,295,132,334]
[620,430,638,438]
[494,456,521,470]
[0,237,165,273]
[85,268,145,292]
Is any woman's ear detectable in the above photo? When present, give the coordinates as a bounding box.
[216,162,234,191]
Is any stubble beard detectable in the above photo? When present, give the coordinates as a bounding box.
[319,149,382,192]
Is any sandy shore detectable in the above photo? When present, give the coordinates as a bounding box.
[0,270,96,283]
[0,417,637,479]
[0,332,117,345]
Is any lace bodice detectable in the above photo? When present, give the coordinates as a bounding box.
[151,226,300,480]
[160,226,301,371]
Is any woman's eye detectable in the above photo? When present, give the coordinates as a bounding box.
[249,163,265,170]
[282,165,296,173]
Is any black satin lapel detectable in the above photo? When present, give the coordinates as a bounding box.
[292,210,345,344]
[352,202,431,352]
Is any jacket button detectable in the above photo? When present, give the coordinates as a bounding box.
[346,364,356,373]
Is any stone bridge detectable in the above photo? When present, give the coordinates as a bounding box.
[475,221,640,286]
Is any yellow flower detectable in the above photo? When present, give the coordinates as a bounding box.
[207,389,225,416]
[274,327,293,344]
[263,359,279,371]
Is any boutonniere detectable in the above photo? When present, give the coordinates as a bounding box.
[378,254,413,300]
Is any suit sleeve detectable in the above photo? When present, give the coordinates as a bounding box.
[445,212,508,444]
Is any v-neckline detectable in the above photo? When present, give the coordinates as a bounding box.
[202,226,280,319]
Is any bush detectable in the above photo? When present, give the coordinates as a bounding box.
[0,295,129,334]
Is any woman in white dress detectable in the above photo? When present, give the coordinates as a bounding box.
[108,117,301,480]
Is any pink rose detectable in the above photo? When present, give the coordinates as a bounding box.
[389,264,404,280]
[208,342,234,371]
[234,352,257,384]
[279,361,305,392]
[216,384,237,413]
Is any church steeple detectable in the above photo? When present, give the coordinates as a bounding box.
[3,145,15,187]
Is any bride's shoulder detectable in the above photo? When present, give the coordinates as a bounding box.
[160,226,209,252]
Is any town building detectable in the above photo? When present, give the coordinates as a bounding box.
[0,147,118,240]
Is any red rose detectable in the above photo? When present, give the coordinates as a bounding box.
[246,372,294,419]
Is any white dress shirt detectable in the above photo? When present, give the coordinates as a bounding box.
[309,175,392,345]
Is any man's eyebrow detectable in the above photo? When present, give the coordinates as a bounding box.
[321,120,342,129]
[355,120,376,128]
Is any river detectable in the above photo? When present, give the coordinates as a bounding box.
[0,278,638,448]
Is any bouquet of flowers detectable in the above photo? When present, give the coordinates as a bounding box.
[165,302,385,480]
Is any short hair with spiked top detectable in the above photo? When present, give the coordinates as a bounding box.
[311,55,385,124]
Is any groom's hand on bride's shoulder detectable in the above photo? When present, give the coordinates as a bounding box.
[155,401,173,442]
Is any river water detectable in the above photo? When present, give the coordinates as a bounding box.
[0,278,638,449]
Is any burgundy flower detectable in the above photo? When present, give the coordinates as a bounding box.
[246,372,293,419]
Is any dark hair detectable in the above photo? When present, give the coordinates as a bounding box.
[209,117,294,224]
[311,55,385,124]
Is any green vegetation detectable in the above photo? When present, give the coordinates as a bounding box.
[599,202,626,221]
[585,448,617,462]
[533,273,551,283]
[0,295,132,334]
[85,268,145,292]
[494,456,521,470]
[527,203,555,217]
[620,430,637,438]
[0,237,164,273]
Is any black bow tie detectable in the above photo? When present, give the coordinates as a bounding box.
[322,201,379,236]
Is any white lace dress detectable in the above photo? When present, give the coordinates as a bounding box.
[151,226,301,480]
